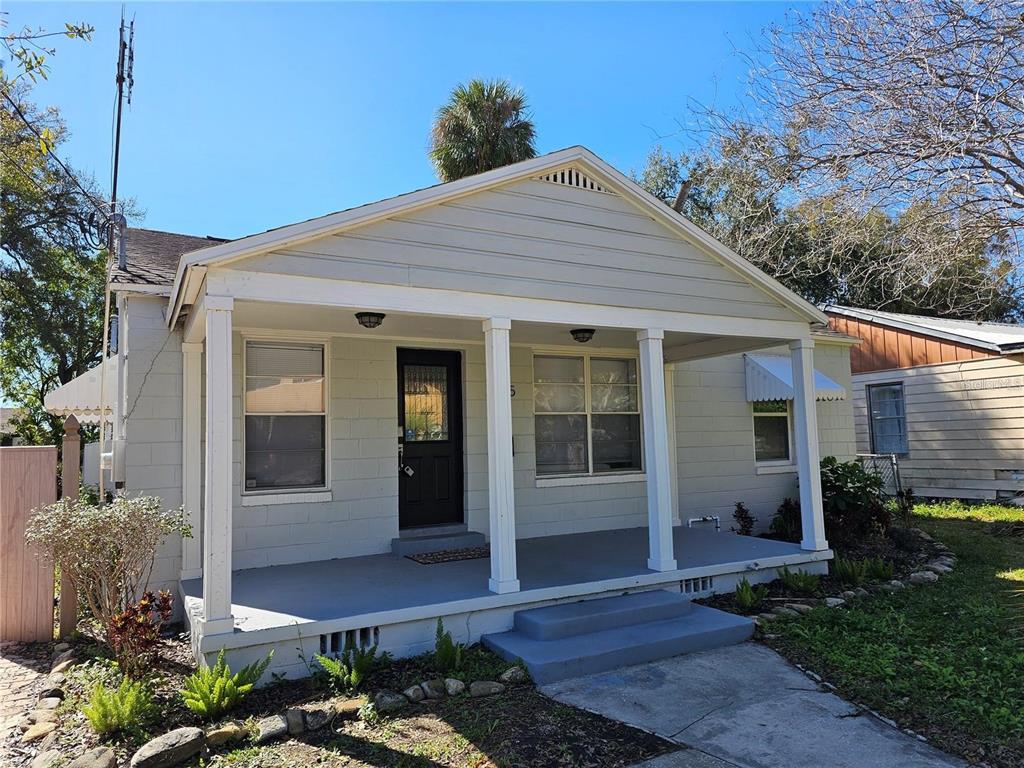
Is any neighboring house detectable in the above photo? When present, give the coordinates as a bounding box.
[0,407,26,446]
[827,305,1024,503]
[47,147,858,679]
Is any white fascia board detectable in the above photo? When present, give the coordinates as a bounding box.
[111,283,172,297]
[167,145,824,328]
[209,268,813,341]
[825,305,1004,353]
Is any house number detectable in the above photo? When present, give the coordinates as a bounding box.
[510,385,516,398]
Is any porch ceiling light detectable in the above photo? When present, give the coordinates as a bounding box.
[570,328,595,343]
[355,312,386,329]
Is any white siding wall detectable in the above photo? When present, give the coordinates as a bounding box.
[851,357,1024,500]
[675,342,857,530]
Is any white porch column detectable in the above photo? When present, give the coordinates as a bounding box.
[181,342,203,580]
[638,329,677,571]
[201,296,235,635]
[790,339,829,551]
[483,317,519,594]
[664,365,680,525]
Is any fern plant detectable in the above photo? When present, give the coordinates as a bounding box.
[81,677,155,737]
[864,556,895,581]
[777,565,821,596]
[314,639,379,694]
[434,618,464,673]
[179,649,273,721]
[734,577,769,613]
[832,557,869,586]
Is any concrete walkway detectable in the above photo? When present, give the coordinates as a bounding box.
[541,643,970,768]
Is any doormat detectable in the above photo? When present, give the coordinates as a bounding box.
[406,545,490,565]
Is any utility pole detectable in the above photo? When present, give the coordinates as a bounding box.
[109,10,134,260]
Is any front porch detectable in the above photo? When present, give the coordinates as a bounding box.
[181,525,830,673]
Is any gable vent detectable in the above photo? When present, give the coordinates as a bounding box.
[535,166,614,194]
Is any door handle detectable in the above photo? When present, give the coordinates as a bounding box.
[403,465,415,477]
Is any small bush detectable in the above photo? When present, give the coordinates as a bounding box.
[894,487,916,528]
[770,498,802,543]
[731,501,757,536]
[179,649,273,721]
[734,577,769,613]
[82,677,155,737]
[864,556,895,581]
[107,590,173,679]
[820,457,890,542]
[777,565,821,595]
[832,556,869,586]
[314,639,379,694]
[434,618,464,673]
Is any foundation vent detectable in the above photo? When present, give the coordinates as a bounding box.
[319,626,380,655]
[681,576,714,595]
[535,166,613,194]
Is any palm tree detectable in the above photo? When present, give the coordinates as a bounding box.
[429,79,537,182]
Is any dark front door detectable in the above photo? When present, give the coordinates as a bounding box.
[398,348,464,529]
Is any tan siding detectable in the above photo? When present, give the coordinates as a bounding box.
[238,178,799,322]
[851,357,1024,500]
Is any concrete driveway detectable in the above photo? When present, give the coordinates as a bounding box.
[541,642,970,768]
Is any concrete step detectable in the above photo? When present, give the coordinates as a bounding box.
[391,530,486,557]
[514,590,693,640]
[483,603,753,685]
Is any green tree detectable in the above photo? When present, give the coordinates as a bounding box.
[429,78,537,182]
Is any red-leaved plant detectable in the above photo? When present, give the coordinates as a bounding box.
[107,590,173,679]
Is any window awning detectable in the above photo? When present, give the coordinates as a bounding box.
[744,354,846,402]
[43,358,115,424]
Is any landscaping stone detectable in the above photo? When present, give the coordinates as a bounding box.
[469,680,505,698]
[52,642,71,654]
[302,704,333,731]
[69,746,117,768]
[50,658,76,674]
[420,678,447,699]
[824,597,846,608]
[772,607,799,617]
[854,587,870,597]
[910,570,939,585]
[499,666,529,684]
[925,563,952,575]
[285,707,305,735]
[840,591,857,600]
[205,720,247,747]
[757,612,777,622]
[373,690,408,714]
[444,678,466,696]
[20,721,56,743]
[889,580,906,589]
[131,727,205,768]
[27,708,58,725]
[332,696,366,719]
[784,603,813,615]
[30,750,62,768]
[403,684,425,702]
[37,681,64,700]
[254,714,288,745]
[36,697,61,710]
[51,649,74,665]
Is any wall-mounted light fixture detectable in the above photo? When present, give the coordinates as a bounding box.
[570,328,595,343]
[355,312,386,329]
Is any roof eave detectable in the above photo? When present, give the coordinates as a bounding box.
[825,305,1005,354]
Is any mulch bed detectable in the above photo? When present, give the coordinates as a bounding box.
[406,545,490,564]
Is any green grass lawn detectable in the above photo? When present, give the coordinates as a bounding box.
[764,502,1024,768]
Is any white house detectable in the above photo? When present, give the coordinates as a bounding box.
[47,147,859,680]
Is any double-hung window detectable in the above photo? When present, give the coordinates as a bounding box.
[868,383,908,455]
[752,400,791,463]
[533,355,641,476]
[244,341,326,492]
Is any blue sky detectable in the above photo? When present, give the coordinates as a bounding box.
[8,2,806,239]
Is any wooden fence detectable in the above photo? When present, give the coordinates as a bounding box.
[0,416,81,642]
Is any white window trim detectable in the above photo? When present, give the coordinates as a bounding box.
[531,351,643,480]
[241,336,332,497]
[752,400,794,466]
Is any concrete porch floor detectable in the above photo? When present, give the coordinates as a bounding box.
[182,526,822,638]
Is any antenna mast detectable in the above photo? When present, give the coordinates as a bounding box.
[109,9,134,262]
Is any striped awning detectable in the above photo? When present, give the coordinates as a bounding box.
[43,359,115,424]
[744,354,846,402]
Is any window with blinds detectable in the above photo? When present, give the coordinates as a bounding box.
[533,355,641,476]
[868,383,908,456]
[244,341,326,491]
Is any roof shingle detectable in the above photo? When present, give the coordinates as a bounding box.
[110,228,227,288]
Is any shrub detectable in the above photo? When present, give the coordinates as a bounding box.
[434,618,464,673]
[894,486,916,528]
[179,649,273,721]
[107,590,173,679]
[734,577,769,613]
[314,639,379,694]
[864,556,895,581]
[770,498,802,543]
[777,565,821,595]
[731,501,757,536]
[82,677,155,737]
[820,457,890,542]
[25,494,191,636]
[832,556,868,586]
